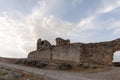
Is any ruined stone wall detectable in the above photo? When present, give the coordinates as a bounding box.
[81,42,115,65]
[56,38,70,46]
[37,39,51,51]
[28,50,51,60]
[28,39,52,60]
[28,51,37,60]
[28,44,83,62]
[52,43,83,62]
[28,38,120,65]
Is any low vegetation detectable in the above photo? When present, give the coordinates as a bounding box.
[112,62,120,67]
[56,63,72,70]
[0,65,54,80]
[14,59,105,72]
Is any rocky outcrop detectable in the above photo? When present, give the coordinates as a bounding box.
[28,38,120,65]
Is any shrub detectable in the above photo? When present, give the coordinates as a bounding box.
[29,60,36,66]
[15,60,22,64]
[78,63,90,68]
[57,63,72,70]
[36,62,48,68]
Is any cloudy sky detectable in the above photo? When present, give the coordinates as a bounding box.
[0,0,120,61]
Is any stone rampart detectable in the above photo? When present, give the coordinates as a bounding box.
[28,37,120,65]
[52,44,83,62]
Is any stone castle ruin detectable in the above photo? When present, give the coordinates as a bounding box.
[28,38,120,65]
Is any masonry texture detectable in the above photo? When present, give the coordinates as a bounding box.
[28,38,120,65]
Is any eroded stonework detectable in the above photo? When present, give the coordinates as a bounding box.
[37,39,51,51]
[28,37,120,65]
[56,38,70,46]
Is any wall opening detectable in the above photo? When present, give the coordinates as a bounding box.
[112,51,120,62]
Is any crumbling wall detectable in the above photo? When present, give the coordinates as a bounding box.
[81,42,115,65]
[113,38,120,51]
[28,39,52,60]
[28,38,120,65]
[28,51,37,60]
[28,49,51,60]
[37,39,51,51]
[52,43,83,62]
[56,37,70,46]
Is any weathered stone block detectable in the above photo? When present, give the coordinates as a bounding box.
[52,44,82,62]
[36,49,51,60]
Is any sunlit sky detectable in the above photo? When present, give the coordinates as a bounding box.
[0,0,120,61]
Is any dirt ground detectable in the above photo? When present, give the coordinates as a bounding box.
[1,61,120,80]
[78,66,120,80]
[0,64,54,80]
[0,57,120,80]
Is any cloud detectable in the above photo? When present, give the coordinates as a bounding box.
[77,16,96,31]
[98,0,120,14]
[71,0,83,6]
[107,21,120,35]
[42,16,74,35]
[0,12,36,57]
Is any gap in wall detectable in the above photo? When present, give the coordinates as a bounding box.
[112,51,120,62]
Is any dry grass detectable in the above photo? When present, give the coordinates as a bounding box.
[0,65,54,80]
[45,62,106,73]
[68,64,104,72]
[13,70,45,80]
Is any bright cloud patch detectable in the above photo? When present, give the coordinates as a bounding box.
[98,0,120,13]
